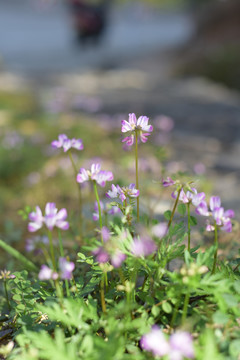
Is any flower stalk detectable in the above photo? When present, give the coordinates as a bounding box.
[135,129,139,222]
[93,180,103,244]
[211,222,218,274]
[68,150,83,238]
[187,203,191,251]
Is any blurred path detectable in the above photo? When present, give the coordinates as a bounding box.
[0,0,192,74]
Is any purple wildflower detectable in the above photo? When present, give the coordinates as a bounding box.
[76,163,113,187]
[140,326,170,357]
[0,270,16,280]
[121,113,153,146]
[195,201,209,217]
[106,183,139,202]
[38,265,58,281]
[93,227,126,268]
[58,257,75,280]
[51,134,83,152]
[152,222,168,238]
[172,188,206,207]
[131,236,157,257]
[169,332,194,360]
[110,251,126,268]
[44,203,69,231]
[162,177,176,187]
[28,203,69,232]
[196,196,234,233]
[28,206,44,232]
[92,247,110,264]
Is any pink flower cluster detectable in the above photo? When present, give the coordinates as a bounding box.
[196,196,234,233]
[141,326,194,360]
[172,187,206,208]
[121,113,153,146]
[162,177,234,233]
[106,183,139,202]
[38,257,75,281]
[51,134,84,152]
[28,203,69,232]
[92,227,126,268]
[77,163,113,187]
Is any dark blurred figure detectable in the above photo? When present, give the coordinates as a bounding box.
[68,0,109,45]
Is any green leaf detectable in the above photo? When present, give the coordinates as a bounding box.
[164,210,172,221]
[12,294,22,302]
[190,216,198,226]
[151,305,160,317]
[162,302,172,314]
[212,311,229,325]
[222,293,238,308]
[230,340,240,358]
[177,204,186,216]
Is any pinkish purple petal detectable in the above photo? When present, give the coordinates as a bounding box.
[140,326,170,357]
[210,196,221,211]
[195,201,209,216]
[162,177,176,187]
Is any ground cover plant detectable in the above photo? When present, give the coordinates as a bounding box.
[0,104,240,360]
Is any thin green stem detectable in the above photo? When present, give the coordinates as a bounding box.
[68,150,83,239]
[48,230,56,271]
[211,223,218,274]
[182,292,190,324]
[167,187,182,230]
[170,297,180,328]
[58,230,70,297]
[131,261,139,302]
[3,280,11,311]
[93,181,103,242]
[187,202,191,251]
[135,130,139,222]
[100,275,106,313]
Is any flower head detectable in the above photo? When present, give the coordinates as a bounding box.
[28,203,69,232]
[131,236,157,257]
[121,113,153,146]
[196,195,234,233]
[77,163,113,187]
[59,257,75,280]
[172,188,206,207]
[38,265,58,281]
[140,326,170,357]
[93,227,126,268]
[169,332,194,360]
[162,177,176,187]
[0,270,15,280]
[106,183,139,203]
[51,134,83,152]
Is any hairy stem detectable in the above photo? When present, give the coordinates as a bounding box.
[135,130,139,222]
[187,202,191,251]
[3,280,11,311]
[211,223,218,274]
[93,181,103,244]
[182,292,190,324]
[100,275,106,313]
[58,230,70,297]
[68,150,83,239]
[167,187,182,230]
[48,230,56,272]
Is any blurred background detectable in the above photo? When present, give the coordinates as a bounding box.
[0,0,239,266]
